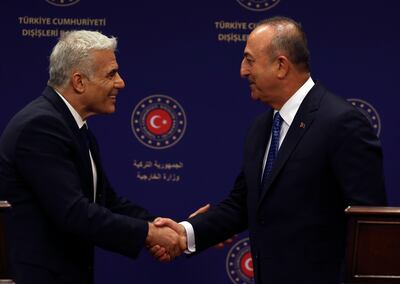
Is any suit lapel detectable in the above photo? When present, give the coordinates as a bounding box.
[42,86,95,200]
[253,110,274,186]
[244,110,274,212]
[258,84,325,205]
[86,128,104,189]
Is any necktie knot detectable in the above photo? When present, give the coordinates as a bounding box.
[272,112,283,134]
[80,123,92,150]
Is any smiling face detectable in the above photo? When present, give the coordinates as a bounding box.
[240,26,282,107]
[78,49,125,119]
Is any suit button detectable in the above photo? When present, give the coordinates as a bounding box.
[259,219,265,225]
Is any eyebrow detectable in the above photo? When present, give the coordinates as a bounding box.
[107,68,118,75]
[244,52,255,61]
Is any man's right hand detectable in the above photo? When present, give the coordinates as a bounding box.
[146,220,186,261]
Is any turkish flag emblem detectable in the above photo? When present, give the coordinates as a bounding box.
[145,109,173,135]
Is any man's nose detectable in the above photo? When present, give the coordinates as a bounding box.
[115,72,125,89]
[240,60,249,78]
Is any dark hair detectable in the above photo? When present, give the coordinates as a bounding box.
[257,16,310,71]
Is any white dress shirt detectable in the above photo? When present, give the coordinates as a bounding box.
[183,77,315,253]
[261,77,315,175]
[55,91,98,202]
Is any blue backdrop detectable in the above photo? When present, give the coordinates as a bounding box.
[1,1,399,283]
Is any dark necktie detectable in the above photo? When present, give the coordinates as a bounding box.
[80,123,97,200]
[261,112,283,190]
[80,123,93,152]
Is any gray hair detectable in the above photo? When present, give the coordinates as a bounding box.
[48,30,117,89]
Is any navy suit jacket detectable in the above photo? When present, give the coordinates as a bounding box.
[189,83,386,284]
[0,86,154,284]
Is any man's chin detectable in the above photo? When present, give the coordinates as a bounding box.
[101,106,116,115]
[250,91,259,101]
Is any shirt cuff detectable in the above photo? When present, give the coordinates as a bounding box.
[179,221,196,254]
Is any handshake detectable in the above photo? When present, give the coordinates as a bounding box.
[145,204,235,262]
[145,217,187,262]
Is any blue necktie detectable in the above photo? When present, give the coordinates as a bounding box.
[261,112,283,190]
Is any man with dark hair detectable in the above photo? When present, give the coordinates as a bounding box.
[155,16,386,284]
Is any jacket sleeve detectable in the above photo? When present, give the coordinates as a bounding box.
[102,172,155,221]
[189,171,248,252]
[15,115,149,259]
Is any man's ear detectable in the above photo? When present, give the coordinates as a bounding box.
[276,55,289,79]
[71,72,85,94]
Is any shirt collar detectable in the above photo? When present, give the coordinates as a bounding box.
[54,90,86,129]
[278,76,315,127]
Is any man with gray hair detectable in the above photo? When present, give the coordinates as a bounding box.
[0,30,185,284]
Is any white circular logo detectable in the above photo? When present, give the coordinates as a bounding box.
[226,238,254,284]
[45,0,80,7]
[131,95,187,150]
[347,98,381,137]
[236,0,281,11]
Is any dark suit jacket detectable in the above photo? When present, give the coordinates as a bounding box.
[189,83,386,284]
[0,86,154,284]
